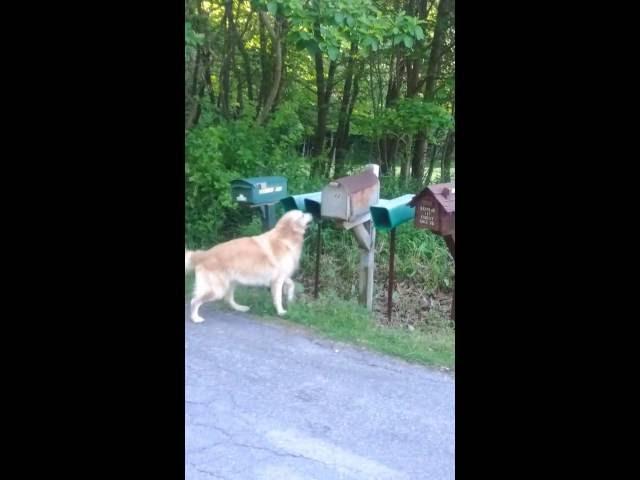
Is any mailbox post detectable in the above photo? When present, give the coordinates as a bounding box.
[370,194,416,321]
[230,176,288,231]
[321,164,380,310]
[408,183,455,320]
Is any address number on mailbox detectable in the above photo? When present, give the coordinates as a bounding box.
[416,201,440,230]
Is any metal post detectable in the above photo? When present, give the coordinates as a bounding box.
[387,227,396,322]
[314,220,322,299]
[258,204,278,231]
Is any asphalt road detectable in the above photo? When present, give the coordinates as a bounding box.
[186,303,455,480]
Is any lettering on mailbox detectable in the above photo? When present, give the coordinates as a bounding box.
[416,200,439,231]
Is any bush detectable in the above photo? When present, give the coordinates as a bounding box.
[185,102,308,247]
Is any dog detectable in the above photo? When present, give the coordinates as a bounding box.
[185,209,313,323]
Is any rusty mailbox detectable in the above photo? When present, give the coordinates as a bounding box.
[321,169,380,224]
[409,182,455,319]
[320,165,380,310]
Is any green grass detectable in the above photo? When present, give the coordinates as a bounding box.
[185,275,454,370]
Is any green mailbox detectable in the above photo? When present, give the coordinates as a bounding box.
[230,176,288,231]
[369,194,416,231]
[304,197,322,219]
[230,176,288,205]
[370,194,416,323]
[280,192,321,213]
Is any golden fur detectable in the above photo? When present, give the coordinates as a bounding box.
[185,209,313,323]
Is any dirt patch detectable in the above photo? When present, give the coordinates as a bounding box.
[373,278,453,329]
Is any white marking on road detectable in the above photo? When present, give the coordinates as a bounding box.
[265,429,408,480]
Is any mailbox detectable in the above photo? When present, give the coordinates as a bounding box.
[320,170,380,223]
[280,192,321,213]
[408,182,455,237]
[230,176,288,205]
[370,194,416,231]
[409,182,455,320]
[230,176,288,231]
[304,197,322,219]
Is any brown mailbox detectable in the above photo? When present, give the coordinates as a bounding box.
[321,169,380,223]
[409,182,455,320]
[409,182,455,239]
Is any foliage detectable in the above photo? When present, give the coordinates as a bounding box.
[363,98,453,143]
[186,101,308,247]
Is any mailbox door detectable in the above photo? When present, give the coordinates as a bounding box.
[348,186,379,222]
[321,186,349,220]
[231,181,253,203]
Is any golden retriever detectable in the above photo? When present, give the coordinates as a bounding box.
[185,209,313,323]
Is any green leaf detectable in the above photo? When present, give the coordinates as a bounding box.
[346,16,355,27]
[327,46,339,61]
[414,26,425,40]
[267,1,277,15]
[403,35,414,48]
[335,12,345,25]
[302,39,320,55]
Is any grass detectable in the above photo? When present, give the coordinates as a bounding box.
[185,274,454,370]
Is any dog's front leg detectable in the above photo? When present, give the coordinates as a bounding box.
[284,278,295,304]
[224,285,250,312]
[271,277,287,316]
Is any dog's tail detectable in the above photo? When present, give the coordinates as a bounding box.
[185,249,205,273]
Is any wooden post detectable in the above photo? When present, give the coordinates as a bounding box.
[314,220,322,299]
[387,227,396,322]
[444,234,455,321]
[358,219,375,310]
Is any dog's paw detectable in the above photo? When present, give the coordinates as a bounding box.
[191,315,205,323]
[276,309,287,316]
[235,305,250,312]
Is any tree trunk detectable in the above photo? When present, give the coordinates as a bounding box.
[442,130,454,182]
[381,53,404,175]
[333,43,359,177]
[411,133,427,180]
[411,0,454,179]
[219,0,235,119]
[310,36,336,176]
[256,11,282,125]
[274,21,288,111]
[257,14,270,113]
[425,145,438,184]
[229,11,254,102]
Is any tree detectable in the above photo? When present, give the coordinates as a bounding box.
[412,0,454,180]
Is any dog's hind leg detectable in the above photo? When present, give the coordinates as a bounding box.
[271,277,287,316]
[190,269,224,323]
[224,285,250,312]
[191,293,211,323]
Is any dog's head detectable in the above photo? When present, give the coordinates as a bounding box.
[274,209,313,236]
